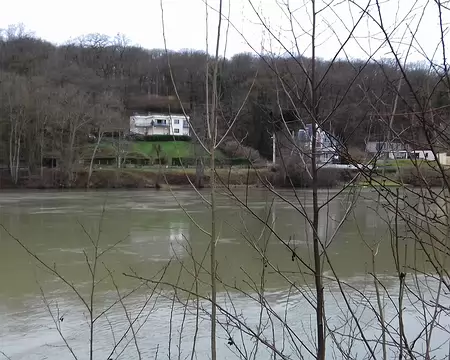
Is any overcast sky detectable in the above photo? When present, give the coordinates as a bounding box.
[1,0,448,63]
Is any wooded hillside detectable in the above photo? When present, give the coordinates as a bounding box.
[1,24,448,180]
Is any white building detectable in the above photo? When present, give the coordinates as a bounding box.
[365,142,436,161]
[130,113,190,136]
[297,124,340,164]
[365,141,411,159]
[410,150,436,161]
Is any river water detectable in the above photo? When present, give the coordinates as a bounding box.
[0,189,449,359]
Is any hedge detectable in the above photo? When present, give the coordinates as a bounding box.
[153,157,168,165]
[397,165,449,187]
[230,158,251,166]
[172,157,202,166]
[127,134,192,142]
[170,157,251,167]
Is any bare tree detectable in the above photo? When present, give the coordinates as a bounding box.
[0,72,30,184]
[4,1,450,360]
[87,90,123,186]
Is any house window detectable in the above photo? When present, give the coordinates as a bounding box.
[174,119,180,124]
[174,129,180,134]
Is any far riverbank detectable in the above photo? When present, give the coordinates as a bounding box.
[0,165,444,190]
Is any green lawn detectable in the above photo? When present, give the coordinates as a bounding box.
[89,140,227,160]
[131,141,218,158]
[358,179,403,187]
[372,159,436,168]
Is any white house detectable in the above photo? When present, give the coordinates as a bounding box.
[410,150,436,161]
[365,141,411,159]
[297,124,340,164]
[365,142,436,161]
[130,113,190,136]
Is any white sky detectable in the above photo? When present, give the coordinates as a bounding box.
[1,0,449,63]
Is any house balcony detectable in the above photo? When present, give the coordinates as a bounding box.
[134,121,169,128]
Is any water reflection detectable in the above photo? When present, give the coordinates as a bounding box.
[0,189,423,295]
[1,275,448,360]
[0,189,447,359]
[129,221,190,261]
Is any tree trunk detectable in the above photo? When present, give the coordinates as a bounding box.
[88,131,103,187]
[40,133,44,180]
[14,137,21,184]
[67,129,77,186]
[9,125,14,183]
[195,158,204,188]
[9,120,21,185]
[116,132,122,169]
[310,2,325,359]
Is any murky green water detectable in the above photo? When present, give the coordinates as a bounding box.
[0,189,448,359]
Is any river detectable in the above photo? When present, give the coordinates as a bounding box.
[0,189,449,359]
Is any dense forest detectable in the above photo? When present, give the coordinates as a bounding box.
[0,24,448,185]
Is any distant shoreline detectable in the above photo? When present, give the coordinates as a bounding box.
[1,166,436,190]
[0,166,351,190]
[0,167,269,190]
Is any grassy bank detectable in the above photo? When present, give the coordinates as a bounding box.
[4,161,446,190]
[354,160,450,188]
[131,141,225,159]
[87,167,265,189]
[357,178,403,187]
[2,166,354,190]
[91,139,227,162]
[1,167,269,189]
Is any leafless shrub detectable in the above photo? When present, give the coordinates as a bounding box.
[219,140,263,164]
[346,147,367,164]
[397,164,450,187]
[5,1,450,360]
[270,154,346,188]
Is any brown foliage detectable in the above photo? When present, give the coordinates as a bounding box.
[397,165,450,187]
[125,95,189,114]
[219,140,263,164]
[270,155,348,188]
[1,29,447,183]
[346,147,367,164]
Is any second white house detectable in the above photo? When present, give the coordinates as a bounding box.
[130,113,190,136]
